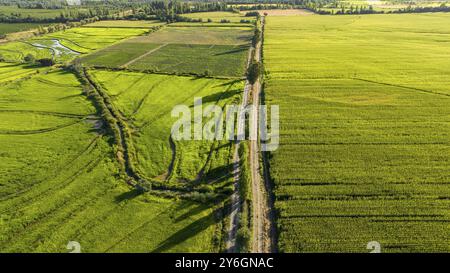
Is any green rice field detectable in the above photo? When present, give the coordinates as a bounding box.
[264,13,450,252]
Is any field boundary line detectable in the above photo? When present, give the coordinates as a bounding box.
[0,118,85,135]
[120,43,168,68]
[351,77,450,98]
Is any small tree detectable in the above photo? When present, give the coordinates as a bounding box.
[247,61,262,84]
[24,54,35,64]
[37,58,54,67]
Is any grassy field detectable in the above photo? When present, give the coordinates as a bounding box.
[82,26,252,77]
[132,26,253,45]
[0,23,43,35]
[0,68,222,253]
[182,11,255,23]
[46,27,149,52]
[82,42,161,68]
[0,41,55,62]
[0,6,84,19]
[90,69,243,192]
[0,26,148,62]
[264,13,450,252]
[169,22,254,28]
[128,43,249,77]
[83,20,165,28]
[0,63,40,83]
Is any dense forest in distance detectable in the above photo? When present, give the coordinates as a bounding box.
[0,0,334,23]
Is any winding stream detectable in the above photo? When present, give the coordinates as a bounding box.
[32,39,80,58]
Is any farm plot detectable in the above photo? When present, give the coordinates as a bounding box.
[83,20,165,28]
[0,69,223,253]
[182,11,255,23]
[46,27,149,52]
[82,26,253,77]
[0,23,43,36]
[0,26,148,62]
[82,42,161,68]
[128,43,250,77]
[131,26,253,45]
[264,14,450,252]
[0,6,84,19]
[90,69,244,191]
[0,63,39,84]
[0,41,54,62]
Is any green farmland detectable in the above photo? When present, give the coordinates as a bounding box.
[0,26,148,62]
[90,70,243,190]
[0,5,86,19]
[82,26,253,77]
[182,11,255,23]
[83,20,165,28]
[0,13,249,253]
[264,13,450,252]
[127,43,250,77]
[2,0,450,255]
[0,68,224,253]
[0,23,43,35]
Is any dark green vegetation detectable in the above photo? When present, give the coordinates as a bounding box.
[264,14,450,252]
[0,22,43,35]
[128,43,249,77]
[82,26,252,77]
[81,42,161,68]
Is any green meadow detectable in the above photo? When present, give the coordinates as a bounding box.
[0,69,222,253]
[0,15,250,252]
[90,69,243,191]
[0,26,148,63]
[0,23,43,35]
[83,20,165,28]
[182,11,255,23]
[264,13,450,252]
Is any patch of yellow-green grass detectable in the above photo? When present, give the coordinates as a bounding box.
[0,67,222,253]
[183,11,255,23]
[83,20,165,28]
[264,13,450,253]
[130,26,253,45]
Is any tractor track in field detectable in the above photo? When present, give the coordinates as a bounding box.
[121,43,168,68]
[0,135,101,206]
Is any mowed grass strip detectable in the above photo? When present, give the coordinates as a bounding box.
[264,14,450,252]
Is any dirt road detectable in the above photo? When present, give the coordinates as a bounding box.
[250,16,276,253]
[226,48,253,253]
